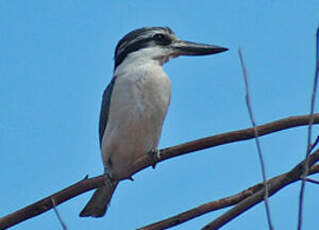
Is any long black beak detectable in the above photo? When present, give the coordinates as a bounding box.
[171,40,228,56]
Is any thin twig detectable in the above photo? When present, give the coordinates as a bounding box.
[238,48,273,230]
[297,26,319,230]
[309,135,319,153]
[304,177,319,185]
[51,198,67,230]
[202,148,319,230]
[138,165,319,230]
[1,114,319,229]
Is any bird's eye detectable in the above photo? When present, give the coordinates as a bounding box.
[153,33,171,45]
[153,33,165,41]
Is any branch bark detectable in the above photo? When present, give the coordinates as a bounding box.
[0,113,319,229]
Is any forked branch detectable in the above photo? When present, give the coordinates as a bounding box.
[138,164,319,230]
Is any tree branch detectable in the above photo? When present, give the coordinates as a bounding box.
[202,148,319,230]
[137,164,319,230]
[1,113,319,229]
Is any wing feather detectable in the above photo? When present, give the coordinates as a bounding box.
[98,77,117,146]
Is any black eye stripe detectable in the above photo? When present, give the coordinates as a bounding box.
[115,34,172,68]
[115,38,152,68]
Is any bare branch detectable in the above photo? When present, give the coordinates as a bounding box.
[151,114,319,168]
[202,148,319,230]
[0,114,319,229]
[238,48,273,230]
[138,165,319,230]
[298,26,319,230]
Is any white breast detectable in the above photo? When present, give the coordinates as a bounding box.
[101,60,171,178]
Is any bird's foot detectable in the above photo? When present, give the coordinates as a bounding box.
[147,149,160,169]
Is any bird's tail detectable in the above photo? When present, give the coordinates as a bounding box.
[79,181,118,217]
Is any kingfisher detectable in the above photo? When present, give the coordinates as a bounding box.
[79,26,228,217]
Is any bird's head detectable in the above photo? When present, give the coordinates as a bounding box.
[114,26,228,70]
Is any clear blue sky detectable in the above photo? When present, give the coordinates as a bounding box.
[1,1,319,229]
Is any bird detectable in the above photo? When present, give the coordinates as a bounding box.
[79,26,228,217]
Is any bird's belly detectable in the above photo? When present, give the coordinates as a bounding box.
[101,73,171,178]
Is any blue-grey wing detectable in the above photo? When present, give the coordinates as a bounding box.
[99,77,117,147]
